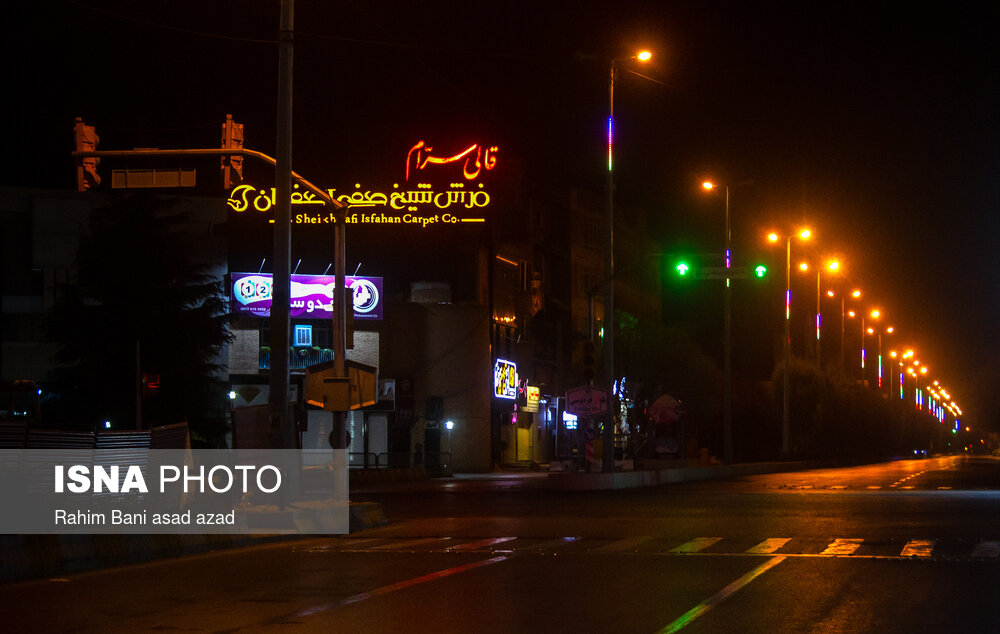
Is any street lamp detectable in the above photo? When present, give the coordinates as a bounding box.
[797,258,840,367]
[604,49,651,473]
[830,288,862,373]
[768,228,811,453]
[702,180,734,464]
[867,324,893,392]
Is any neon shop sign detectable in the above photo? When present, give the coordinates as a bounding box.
[493,359,518,400]
[230,272,383,320]
[227,141,498,228]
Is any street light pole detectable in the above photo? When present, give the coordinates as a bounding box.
[783,235,791,453]
[703,181,733,465]
[603,58,616,474]
[769,229,809,454]
[603,50,650,474]
[723,185,732,465]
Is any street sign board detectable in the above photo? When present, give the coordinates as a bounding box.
[565,385,609,417]
[699,266,747,280]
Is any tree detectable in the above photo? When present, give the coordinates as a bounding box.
[46,193,231,445]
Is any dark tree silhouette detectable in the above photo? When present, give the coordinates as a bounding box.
[46,193,231,445]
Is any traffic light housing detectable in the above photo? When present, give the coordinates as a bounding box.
[74,117,101,191]
[221,114,244,189]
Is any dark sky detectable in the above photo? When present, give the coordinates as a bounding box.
[7,1,998,427]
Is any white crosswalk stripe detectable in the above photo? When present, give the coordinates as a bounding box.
[670,537,723,553]
[746,538,792,554]
[900,539,935,557]
[821,538,864,556]
[970,541,1000,559]
[593,535,656,552]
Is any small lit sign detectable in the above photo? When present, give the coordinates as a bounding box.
[230,272,382,320]
[494,359,517,400]
[523,386,540,413]
[563,411,578,430]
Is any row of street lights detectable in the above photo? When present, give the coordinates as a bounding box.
[607,47,966,463]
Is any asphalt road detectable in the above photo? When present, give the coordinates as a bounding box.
[4,455,1000,633]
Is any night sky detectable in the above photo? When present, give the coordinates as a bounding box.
[6,1,998,427]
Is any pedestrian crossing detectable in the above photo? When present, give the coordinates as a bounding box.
[308,535,1000,561]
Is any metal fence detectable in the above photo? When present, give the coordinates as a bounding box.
[348,451,451,473]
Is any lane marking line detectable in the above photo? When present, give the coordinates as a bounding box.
[670,537,723,554]
[900,539,935,557]
[658,556,786,633]
[821,538,864,556]
[293,556,508,617]
[745,538,792,554]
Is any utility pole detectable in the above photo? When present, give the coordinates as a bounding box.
[271,0,295,449]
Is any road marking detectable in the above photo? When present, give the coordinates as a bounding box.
[366,537,451,551]
[670,537,723,553]
[592,535,655,552]
[821,538,864,556]
[658,556,786,633]
[900,539,935,557]
[971,541,1000,559]
[293,556,508,617]
[445,537,517,552]
[745,538,792,554]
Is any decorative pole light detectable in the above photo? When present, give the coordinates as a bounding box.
[768,228,811,453]
[603,48,652,473]
[702,179,734,465]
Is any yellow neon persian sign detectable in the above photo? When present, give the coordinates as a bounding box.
[227,140,498,228]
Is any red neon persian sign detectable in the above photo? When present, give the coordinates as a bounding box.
[405,141,498,182]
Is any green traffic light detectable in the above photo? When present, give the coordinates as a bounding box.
[754,264,768,278]
[676,262,690,276]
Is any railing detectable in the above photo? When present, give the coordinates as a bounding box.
[259,347,336,370]
[348,451,451,473]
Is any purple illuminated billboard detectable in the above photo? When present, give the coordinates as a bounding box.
[230,273,383,320]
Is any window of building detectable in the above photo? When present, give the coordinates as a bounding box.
[293,324,312,347]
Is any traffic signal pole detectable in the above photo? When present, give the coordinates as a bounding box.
[272,0,294,450]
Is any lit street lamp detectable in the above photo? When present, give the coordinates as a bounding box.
[702,180,733,464]
[768,228,811,453]
[603,49,651,473]
[797,258,840,367]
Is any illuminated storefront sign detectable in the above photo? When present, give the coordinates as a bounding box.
[493,359,517,400]
[405,141,498,181]
[227,140,498,228]
[230,272,382,320]
[523,385,540,413]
